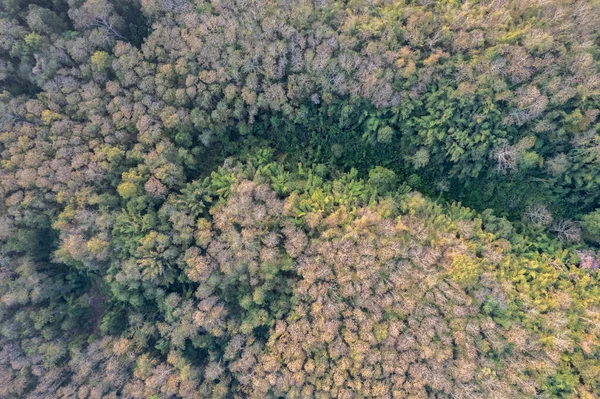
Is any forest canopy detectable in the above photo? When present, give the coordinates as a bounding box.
[1,0,600,398]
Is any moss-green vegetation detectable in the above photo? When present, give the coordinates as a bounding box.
[1,0,600,397]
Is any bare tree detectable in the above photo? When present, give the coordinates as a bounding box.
[92,15,126,41]
[492,143,518,172]
[523,204,553,227]
[550,220,581,243]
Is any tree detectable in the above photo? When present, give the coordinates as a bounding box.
[91,51,111,71]
[368,166,397,194]
[523,204,553,227]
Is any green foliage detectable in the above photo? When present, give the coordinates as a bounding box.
[480,209,513,239]
[91,51,111,71]
[448,255,482,286]
[24,32,43,50]
[117,181,138,199]
[1,0,600,396]
[377,125,394,144]
[368,166,397,195]
[582,209,600,237]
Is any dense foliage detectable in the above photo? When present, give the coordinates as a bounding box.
[3,153,600,398]
[1,0,600,397]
